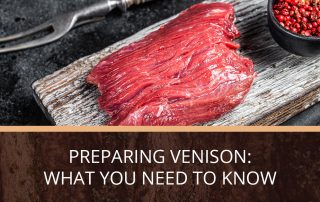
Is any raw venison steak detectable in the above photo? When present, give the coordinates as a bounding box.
[87,2,256,126]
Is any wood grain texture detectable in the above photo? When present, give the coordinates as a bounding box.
[0,134,39,201]
[32,0,320,126]
[1,133,320,201]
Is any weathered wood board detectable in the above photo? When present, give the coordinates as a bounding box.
[32,0,320,126]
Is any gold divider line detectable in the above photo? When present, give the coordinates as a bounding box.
[0,126,320,133]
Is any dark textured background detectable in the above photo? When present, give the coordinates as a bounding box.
[0,0,319,125]
[1,132,320,201]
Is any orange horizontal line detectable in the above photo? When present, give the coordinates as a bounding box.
[0,126,319,133]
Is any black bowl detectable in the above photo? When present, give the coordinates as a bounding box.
[268,0,320,56]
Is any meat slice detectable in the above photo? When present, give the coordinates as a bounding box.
[87,2,256,126]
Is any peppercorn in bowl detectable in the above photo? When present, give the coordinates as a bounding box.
[268,0,320,56]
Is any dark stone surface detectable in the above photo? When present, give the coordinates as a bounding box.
[0,0,317,125]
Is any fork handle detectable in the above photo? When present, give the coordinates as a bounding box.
[123,0,154,10]
[75,0,152,21]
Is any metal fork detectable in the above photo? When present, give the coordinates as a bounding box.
[0,0,153,54]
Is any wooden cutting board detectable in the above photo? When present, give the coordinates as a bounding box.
[32,0,320,126]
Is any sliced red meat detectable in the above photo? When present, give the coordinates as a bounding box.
[87,2,256,126]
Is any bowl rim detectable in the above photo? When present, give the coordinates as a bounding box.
[268,0,320,41]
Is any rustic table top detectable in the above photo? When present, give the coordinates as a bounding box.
[1,0,319,125]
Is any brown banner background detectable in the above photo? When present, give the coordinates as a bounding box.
[0,132,319,201]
